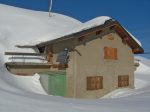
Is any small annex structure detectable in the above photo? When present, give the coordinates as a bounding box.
[5,16,144,99]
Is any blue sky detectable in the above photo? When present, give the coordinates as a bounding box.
[0,0,150,58]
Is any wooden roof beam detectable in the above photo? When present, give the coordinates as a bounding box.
[132,48,141,54]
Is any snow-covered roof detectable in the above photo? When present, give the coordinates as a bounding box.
[19,15,142,49]
[26,16,111,46]
[1,3,141,50]
[30,17,143,54]
[0,3,142,50]
[0,4,82,51]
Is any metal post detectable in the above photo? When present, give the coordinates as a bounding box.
[49,0,53,17]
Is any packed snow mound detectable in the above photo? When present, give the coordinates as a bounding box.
[0,4,150,112]
[134,56,150,90]
[24,16,111,46]
[0,3,82,95]
[0,4,82,47]
[6,2,141,48]
[136,56,150,67]
[25,14,142,47]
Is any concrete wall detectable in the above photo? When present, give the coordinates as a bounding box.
[45,30,135,99]
[73,32,134,98]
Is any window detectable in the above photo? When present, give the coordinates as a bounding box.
[104,47,117,60]
[56,48,69,64]
[87,76,103,90]
[118,75,129,87]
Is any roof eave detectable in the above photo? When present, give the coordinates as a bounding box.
[113,21,144,54]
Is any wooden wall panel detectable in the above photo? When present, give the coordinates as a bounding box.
[104,47,118,60]
[87,76,103,90]
[118,75,129,87]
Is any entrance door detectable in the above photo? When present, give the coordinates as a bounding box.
[48,73,66,96]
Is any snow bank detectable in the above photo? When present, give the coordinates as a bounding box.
[0,4,81,47]
[23,16,111,46]
[26,15,141,47]
[0,3,82,93]
[0,4,150,112]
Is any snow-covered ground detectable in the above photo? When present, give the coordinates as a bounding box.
[0,4,150,112]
